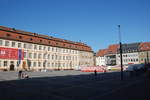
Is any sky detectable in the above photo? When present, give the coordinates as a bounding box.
[0,0,150,52]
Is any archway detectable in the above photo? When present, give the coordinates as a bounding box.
[10,64,14,71]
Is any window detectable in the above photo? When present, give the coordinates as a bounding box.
[4,61,7,66]
[34,53,37,59]
[52,47,54,52]
[55,55,58,60]
[47,63,50,67]
[5,41,9,46]
[29,53,32,58]
[30,38,33,41]
[28,44,32,49]
[63,56,65,60]
[39,45,42,50]
[141,58,143,61]
[52,63,54,67]
[59,56,61,60]
[0,61,1,67]
[10,61,14,64]
[43,46,46,50]
[0,40,3,45]
[24,43,27,48]
[63,63,65,67]
[43,53,47,59]
[38,62,41,67]
[18,43,22,48]
[33,62,36,67]
[48,54,50,59]
[55,63,58,67]
[38,54,41,59]
[34,45,37,50]
[19,36,22,39]
[63,49,65,53]
[12,42,16,47]
[6,34,11,37]
[52,55,54,60]
[24,52,27,58]
[48,47,50,51]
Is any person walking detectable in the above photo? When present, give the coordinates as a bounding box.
[94,70,97,76]
[18,70,22,79]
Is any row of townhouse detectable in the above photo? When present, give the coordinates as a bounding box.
[0,26,94,71]
[96,42,150,66]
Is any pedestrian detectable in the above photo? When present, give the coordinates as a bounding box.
[24,73,29,79]
[94,70,97,76]
[18,70,22,79]
[103,68,107,73]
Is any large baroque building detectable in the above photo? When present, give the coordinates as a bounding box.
[0,26,94,71]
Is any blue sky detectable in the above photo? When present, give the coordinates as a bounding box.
[0,0,150,52]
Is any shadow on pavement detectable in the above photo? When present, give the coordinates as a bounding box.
[0,71,150,100]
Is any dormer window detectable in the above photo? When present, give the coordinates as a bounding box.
[30,38,33,41]
[19,36,22,39]
[6,34,11,37]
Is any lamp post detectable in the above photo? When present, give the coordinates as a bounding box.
[118,25,123,80]
[147,51,149,64]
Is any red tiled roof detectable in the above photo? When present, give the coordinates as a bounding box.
[107,44,119,54]
[96,44,119,57]
[139,42,150,51]
[0,26,92,52]
[96,49,107,57]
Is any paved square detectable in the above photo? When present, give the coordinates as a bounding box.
[0,70,146,100]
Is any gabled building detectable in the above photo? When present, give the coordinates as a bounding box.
[105,44,119,65]
[116,43,140,65]
[139,42,150,64]
[96,49,107,66]
[96,44,119,66]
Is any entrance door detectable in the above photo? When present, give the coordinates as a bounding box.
[10,64,14,71]
[10,61,14,71]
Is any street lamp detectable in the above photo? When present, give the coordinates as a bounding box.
[147,51,149,64]
[118,25,123,80]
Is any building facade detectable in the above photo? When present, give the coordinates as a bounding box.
[116,43,140,65]
[105,44,119,65]
[96,44,119,66]
[139,42,150,64]
[96,49,107,66]
[96,42,150,66]
[0,26,94,71]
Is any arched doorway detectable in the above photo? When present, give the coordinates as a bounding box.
[10,61,14,71]
[10,64,14,71]
[10,61,15,71]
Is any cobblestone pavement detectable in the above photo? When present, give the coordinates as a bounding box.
[0,70,149,100]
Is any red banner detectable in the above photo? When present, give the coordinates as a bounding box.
[81,66,105,72]
[0,47,24,60]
